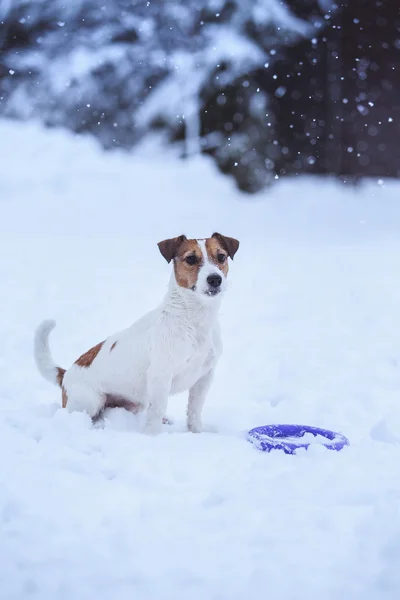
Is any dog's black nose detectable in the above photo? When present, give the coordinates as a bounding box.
[207,274,222,288]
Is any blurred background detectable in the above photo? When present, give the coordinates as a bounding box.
[0,0,398,193]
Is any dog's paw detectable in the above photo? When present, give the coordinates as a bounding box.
[188,422,218,434]
[188,420,203,434]
[162,416,173,426]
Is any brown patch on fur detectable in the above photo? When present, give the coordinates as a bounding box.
[75,341,104,368]
[91,394,141,423]
[205,237,229,276]
[211,232,239,260]
[173,239,204,289]
[56,367,66,387]
[61,387,68,408]
[110,341,117,352]
[158,235,187,263]
[104,393,141,413]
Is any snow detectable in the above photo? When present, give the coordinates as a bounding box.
[1,119,400,599]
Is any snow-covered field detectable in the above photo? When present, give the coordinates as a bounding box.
[1,119,400,599]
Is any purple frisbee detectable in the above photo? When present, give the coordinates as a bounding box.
[247,424,349,454]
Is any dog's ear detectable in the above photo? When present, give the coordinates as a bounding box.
[157,235,187,263]
[212,232,240,260]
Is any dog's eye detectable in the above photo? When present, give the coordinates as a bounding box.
[217,253,226,263]
[185,255,198,266]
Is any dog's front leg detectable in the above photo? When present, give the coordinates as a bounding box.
[143,373,171,435]
[187,369,214,433]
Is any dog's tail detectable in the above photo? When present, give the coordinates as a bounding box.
[34,319,65,387]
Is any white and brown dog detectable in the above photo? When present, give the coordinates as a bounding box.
[34,233,239,434]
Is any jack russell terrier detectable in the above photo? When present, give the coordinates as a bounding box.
[34,232,239,434]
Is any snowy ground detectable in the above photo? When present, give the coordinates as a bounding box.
[1,119,400,599]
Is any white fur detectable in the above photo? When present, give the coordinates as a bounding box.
[34,319,59,384]
[34,243,227,435]
[196,239,227,295]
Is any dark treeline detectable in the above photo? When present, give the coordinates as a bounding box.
[0,0,398,192]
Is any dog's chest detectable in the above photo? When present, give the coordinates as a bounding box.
[170,333,217,394]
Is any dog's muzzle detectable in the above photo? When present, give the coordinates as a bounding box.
[205,273,222,296]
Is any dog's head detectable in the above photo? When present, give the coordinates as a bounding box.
[158,233,239,299]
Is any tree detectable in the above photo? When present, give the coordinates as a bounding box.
[0,0,319,191]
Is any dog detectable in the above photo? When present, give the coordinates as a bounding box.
[34,232,239,434]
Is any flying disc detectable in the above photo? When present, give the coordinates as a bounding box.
[247,424,349,454]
